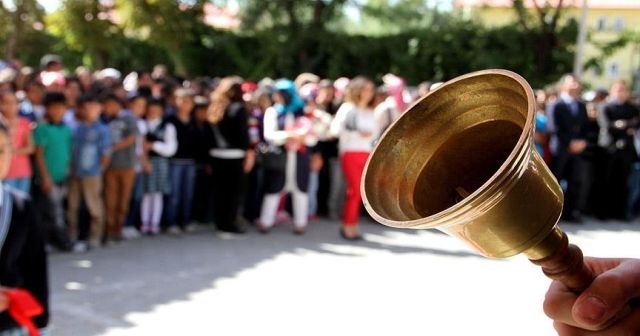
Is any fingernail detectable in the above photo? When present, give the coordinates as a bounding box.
[578,296,607,322]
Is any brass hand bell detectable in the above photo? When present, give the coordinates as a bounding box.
[361,69,593,292]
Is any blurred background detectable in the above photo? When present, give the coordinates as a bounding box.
[1,0,638,90]
[1,1,640,335]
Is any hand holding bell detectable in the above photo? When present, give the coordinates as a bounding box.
[361,69,593,292]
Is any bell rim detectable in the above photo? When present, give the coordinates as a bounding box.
[361,68,537,229]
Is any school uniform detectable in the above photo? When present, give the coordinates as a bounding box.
[141,119,177,234]
[165,115,198,229]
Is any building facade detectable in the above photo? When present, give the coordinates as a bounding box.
[454,0,640,90]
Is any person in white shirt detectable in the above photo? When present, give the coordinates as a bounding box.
[258,79,318,235]
[329,76,379,240]
[141,98,177,234]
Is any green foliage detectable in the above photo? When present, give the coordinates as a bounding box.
[116,0,209,74]
[355,0,440,35]
[44,0,172,71]
[46,0,121,68]
[585,30,640,75]
[0,0,576,88]
[239,0,347,31]
[509,0,578,86]
[1,0,46,59]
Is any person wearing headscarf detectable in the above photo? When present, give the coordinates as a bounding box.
[258,79,318,235]
[381,73,407,112]
[299,82,333,220]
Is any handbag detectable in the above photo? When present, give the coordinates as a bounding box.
[257,145,287,172]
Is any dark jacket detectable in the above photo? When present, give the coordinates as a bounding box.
[602,101,640,155]
[553,99,590,154]
[166,115,197,160]
[212,102,250,151]
[194,122,216,165]
[0,188,49,331]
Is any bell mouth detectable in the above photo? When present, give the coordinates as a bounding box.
[361,69,536,229]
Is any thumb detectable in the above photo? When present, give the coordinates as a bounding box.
[572,259,640,330]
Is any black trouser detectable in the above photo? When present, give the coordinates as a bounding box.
[192,164,215,224]
[212,158,245,230]
[603,148,635,219]
[32,181,72,250]
[554,152,591,219]
[243,165,264,223]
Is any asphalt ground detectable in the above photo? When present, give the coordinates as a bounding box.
[47,218,640,336]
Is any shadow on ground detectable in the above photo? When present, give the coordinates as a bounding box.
[560,218,640,234]
[48,218,481,335]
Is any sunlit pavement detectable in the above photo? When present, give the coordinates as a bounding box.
[48,218,640,336]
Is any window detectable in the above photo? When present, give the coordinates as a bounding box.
[596,16,607,31]
[614,17,624,32]
[608,62,620,79]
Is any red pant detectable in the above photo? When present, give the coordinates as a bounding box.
[341,151,369,226]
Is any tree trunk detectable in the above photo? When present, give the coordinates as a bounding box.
[312,0,326,29]
[94,48,108,70]
[535,30,558,77]
[4,4,26,60]
[169,46,188,76]
[285,0,298,31]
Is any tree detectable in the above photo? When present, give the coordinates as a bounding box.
[1,0,45,60]
[237,0,349,76]
[116,0,209,76]
[239,0,347,32]
[511,0,578,84]
[355,0,442,35]
[584,30,640,87]
[46,0,120,69]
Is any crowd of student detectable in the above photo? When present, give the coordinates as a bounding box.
[1,54,640,335]
[0,56,433,256]
[533,74,640,223]
[0,55,639,257]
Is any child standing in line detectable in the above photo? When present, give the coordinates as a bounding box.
[33,92,73,251]
[102,93,139,242]
[141,98,177,235]
[67,94,112,252]
[0,122,50,336]
[0,91,35,194]
[165,89,197,234]
[18,81,45,123]
[123,94,148,239]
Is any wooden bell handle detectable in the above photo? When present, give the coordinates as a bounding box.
[529,232,594,293]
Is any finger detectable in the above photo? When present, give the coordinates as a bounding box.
[554,307,640,336]
[545,280,580,326]
[573,259,640,329]
[582,257,624,275]
[554,320,582,336]
[600,307,640,336]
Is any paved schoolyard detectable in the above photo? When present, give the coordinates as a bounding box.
[47,218,640,336]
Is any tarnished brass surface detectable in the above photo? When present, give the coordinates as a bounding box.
[361,69,564,259]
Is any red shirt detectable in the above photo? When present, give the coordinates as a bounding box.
[6,118,33,179]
